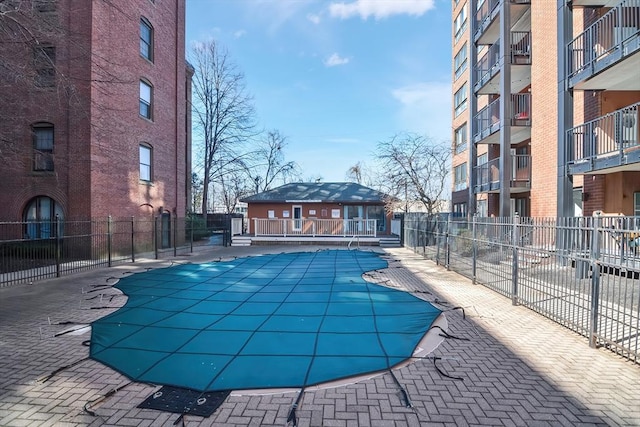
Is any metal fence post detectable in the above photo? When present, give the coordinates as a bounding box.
[173,215,177,257]
[55,214,61,277]
[445,214,452,271]
[131,216,135,263]
[472,214,478,284]
[190,216,194,253]
[435,215,441,265]
[589,213,602,348]
[107,215,112,267]
[512,214,520,305]
[154,216,159,260]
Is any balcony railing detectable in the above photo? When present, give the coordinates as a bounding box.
[474,97,501,141]
[252,218,377,237]
[567,0,640,82]
[567,101,640,165]
[511,93,531,126]
[476,43,500,87]
[475,0,500,32]
[475,0,531,42]
[474,155,532,192]
[474,93,531,141]
[510,31,532,64]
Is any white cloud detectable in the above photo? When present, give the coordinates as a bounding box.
[307,13,321,24]
[329,0,435,20]
[324,53,350,67]
[233,29,247,38]
[391,81,452,142]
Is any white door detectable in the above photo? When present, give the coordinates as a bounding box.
[293,205,302,231]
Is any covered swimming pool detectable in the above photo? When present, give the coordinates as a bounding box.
[89,249,443,393]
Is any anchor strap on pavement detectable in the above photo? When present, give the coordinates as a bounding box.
[36,357,89,383]
[286,388,305,427]
[84,381,133,416]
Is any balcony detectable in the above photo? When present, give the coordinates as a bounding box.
[567,0,640,90]
[473,155,531,194]
[474,31,532,94]
[566,102,640,174]
[573,0,625,6]
[474,0,531,45]
[473,93,532,144]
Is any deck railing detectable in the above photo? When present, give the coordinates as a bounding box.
[567,101,640,164]
[567,0,640,80]
[474,154,531,192]
[252,218,377,237]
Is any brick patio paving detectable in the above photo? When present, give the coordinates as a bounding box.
[1,245,638,426]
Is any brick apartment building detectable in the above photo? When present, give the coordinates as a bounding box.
[451,0,640,218]
[0,0,192,232]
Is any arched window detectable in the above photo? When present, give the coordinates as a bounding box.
[23,196,63,239]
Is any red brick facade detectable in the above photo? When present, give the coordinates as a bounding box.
[0,0,190,222]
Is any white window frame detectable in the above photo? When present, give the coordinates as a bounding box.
[454,3,467,43]
[454,83,467,117]
[454,163,468,191]
[140,18,154,62]
[139,80,152,119]
[454,123,467,154]
[139,144,152,181]
[454,43,468,80]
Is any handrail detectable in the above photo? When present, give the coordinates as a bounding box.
[567,0,640,79]
[567,101,640,163]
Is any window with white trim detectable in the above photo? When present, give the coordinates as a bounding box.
[454,163,467,191]
[454,83,467,117]
[139,144,152,181]
[454,43,467,80]
[139,80,153,119]
[454,3,467,43]
[454,123,467,154]
[140,18,153,61]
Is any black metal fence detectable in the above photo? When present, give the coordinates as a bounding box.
[404,213,640,364]
[0,215,239,287]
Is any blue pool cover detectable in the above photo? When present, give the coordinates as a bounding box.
[90,250,442,392]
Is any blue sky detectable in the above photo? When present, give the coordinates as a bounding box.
[186,0,452,182]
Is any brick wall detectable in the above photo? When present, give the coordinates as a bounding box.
[529,2,559,218]
[0,0,189,222]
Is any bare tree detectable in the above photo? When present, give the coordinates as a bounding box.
[190,39,256,222]
[248,130,300,193]
[1,1,154,170]
[345,162,363,184]
[376,133,450,214]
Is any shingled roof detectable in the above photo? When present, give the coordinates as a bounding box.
[240,182,388,204]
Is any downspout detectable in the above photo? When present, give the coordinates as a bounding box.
[174,0,180,215]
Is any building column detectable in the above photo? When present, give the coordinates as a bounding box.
[557,0,574,218]
[468,0,478,217]
[499,0,512,217]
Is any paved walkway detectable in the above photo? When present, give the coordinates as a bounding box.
[0,245,638,426]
